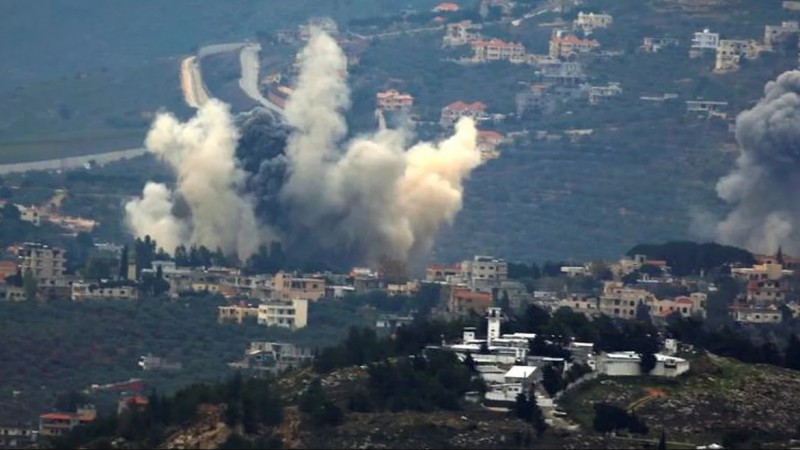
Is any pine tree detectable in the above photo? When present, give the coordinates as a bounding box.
[119,245,129,280]
[658,429,667,450]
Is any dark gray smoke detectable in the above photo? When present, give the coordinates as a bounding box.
[716,70,800,254]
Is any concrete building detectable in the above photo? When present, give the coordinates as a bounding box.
[272,272,326,302]
[71,282,138,301]
[470,38,526,63]
[686,100,728,118]
[443,20,482,47]
[573,12,613,34]
[730,305,783,324]
[588,82,622,105]
[0,283,25,301]
[232,341,314,373]
[461,255,508,290]
[18,205,41,226]
[691,28,720,52]
[516,83,555,115]
[0,426,37,449]
[641,37,679,53]
[765,21,800,48]
[549,30,599,59]
[484,365,538,409]
[17,243,65,282]
[448,288,492,316]
[599,281,654,319]
[426,264,462,282]
[595,352,689,377]
[39,407,96,437]
[376,89,414,111]
[477,130,503,161]
[556,295,601,318]
[258,298,309,329]
[731,262,793,281]
[217,302,260,323]
[715,39,759,72]
[650,294,707,320]
[440,101,488,127]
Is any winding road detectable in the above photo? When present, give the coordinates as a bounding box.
[0,147,147,175]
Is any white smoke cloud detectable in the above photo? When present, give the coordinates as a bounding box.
[280,29,482,263]
[126,29,481,266]
[125,100,268,259]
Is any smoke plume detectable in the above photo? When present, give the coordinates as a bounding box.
[125,100,269,260]
[125,30,481,266]
[716,70,800,254]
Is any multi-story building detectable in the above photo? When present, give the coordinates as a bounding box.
[426,264,462,282]
[516,83,554,116]
[461,255,508,289]
[440,101,488,127]
[477,130,504,161]
[556,295,601,318]
[217,302,260,323]
[690,28,720,51]
[39,407,96,437]
[573,12,613,34]
[549,30,599,59]
[0,284,26,301]
[731,262,792,281]
[588,82,622,105]
[235,341,314,373]
[443,20,482,47]
[764,21,800,48]
[0,426,37,449]
[376,90,414,111]
[715,39,759,72]
[641,37,679,53]
[447,288,492,316]
[599,281,654,319]
[18,243,65,282]
[257,298,309,329]
[730,304,783,324]
[650,294,707,320]
[470,38,526,63]
[272,271,326,302]
[686,100,728,118]
[71,282,138,301]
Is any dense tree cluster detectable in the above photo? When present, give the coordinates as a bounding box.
[592,403,648,435]
[627,241,756,277]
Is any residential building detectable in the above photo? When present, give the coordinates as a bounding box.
[484,365,538,409]
[540,61,587,85]
[470,38,526,63]
[516,83,555,115]
[557,295,601,318]
[376,89,414,111]
[650,294,707,320]
[785,1,800,11]
[715,39,759,72]
[117,395,149,416]
[433,2,460,12]
[573,12,613,34]
[39,407,96,437]
[588,82,622,105]
[138,355,182,371]
[690,28,720,51]
[258,298,309,329]
[731,262,792,281]
[599,281,654,319]
[18,205,41,226]
[376,314,414,330]
[272,271,326,302]
[549,30,599,59]
[447,288,492,316]
[641,37,679,53]
[0,426,37,449]
[560,265,588,277]
[443,20,482,47]
[686,100,728,118]
[730,304,783,324]
[765,21,800,48]
[477,130,504,161]
[440,101,488,127]
[217,302,260,323]
[745,279,786,303]
[324,285,355,299]
[426,264,461,282]
[461,255,508,290]
[18,243,65,282]
[0,283,25,301]
[231,341,314,373]
[71,282,138,301]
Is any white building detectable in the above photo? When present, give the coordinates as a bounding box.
[573,12,613,34]
[595,351,690,377]
[443,20,482,47]
[257,298,309,329]
[691,28,720,51]
[461,255,508,290]
[71,282,138,301]
[484,365,538,409]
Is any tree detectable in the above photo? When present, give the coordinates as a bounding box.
[118,245,129,280]
[1,202,20,221]
[639,351,657,375]
[658,429,667,450]
[635,301,652,323]
[83,257,113,281]
[464,352,477,373]
[23,268,37,301]
[513,393,547,436]
[541,364,563,397]
[786,334,800,370]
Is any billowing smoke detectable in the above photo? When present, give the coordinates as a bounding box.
[125,30,482,267]
[125,100,270,260]
[716,70,800,254]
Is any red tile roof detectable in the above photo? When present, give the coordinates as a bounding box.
[478,130,504,140]
[433,2,460,12]
[40,413,73,421]
[552,34,599,46]
[445,101,487,112]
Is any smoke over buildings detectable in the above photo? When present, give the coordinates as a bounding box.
[716,70,800,254]
[125,30,482,267]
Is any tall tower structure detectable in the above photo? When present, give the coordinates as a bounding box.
[486,307,502,344]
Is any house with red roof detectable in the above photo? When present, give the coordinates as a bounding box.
[477,130,504,161]
[440,100,488,127]
[549,30,600,59]
[433,2,460,12]
[376,89,414,111]
[39,406,96,437]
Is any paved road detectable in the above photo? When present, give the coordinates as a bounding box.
[238,43,285,118]
[180,55,210,108]
[0,147,148,175]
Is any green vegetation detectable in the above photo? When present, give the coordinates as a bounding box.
[627,241,756,276]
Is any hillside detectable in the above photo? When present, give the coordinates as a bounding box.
[48,350,800,450]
